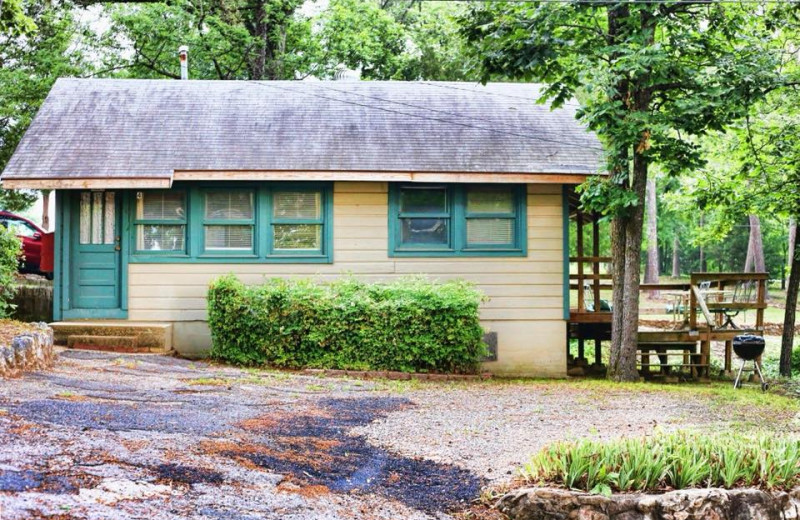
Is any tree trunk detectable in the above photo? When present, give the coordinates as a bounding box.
[608,151,648,382]
[41,190,51,231]
[789,218,797,275]
[699,214,707,272]
[780,228,800,377]
[644,176,659,286]
[671,234,680,278]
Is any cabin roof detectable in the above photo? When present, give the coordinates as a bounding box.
[1,79,603,188]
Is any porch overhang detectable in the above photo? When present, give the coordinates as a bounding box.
[2,170,592,190]
[1,176,172,190]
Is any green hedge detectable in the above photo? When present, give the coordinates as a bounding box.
[207,275,489,373]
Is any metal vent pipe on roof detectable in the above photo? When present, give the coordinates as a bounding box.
[179,46,189,80]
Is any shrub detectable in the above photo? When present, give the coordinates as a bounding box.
[521,431,800,495]
[207,275,488,373]
[0,225,21,319]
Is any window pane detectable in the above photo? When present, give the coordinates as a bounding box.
[6,220,37,238]
[274,191,321,220]
[273,224,322,251]
[104,192,115,244]
[467,218,513,245]
[400,187,447,214]
[205,191,254,220]
[91,192,103,244]
[400,218,448,246]
[137,191,185,220]
[205,225,253,250]
[79,192,91,244]
[136,225,185,251]
[467,188,514,214]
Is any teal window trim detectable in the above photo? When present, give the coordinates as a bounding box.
[131,189,189,256]
[562,185,570,320]
[388,183,527,257]
[200,188,257,257]
[128,182,333,264]
[267,185,330,258]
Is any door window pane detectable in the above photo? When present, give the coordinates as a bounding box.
[401,218,449,246]
[273,224,321,250]
[104,192,115,244]
[79,192,91,244]
[467,218,513,245]
[274,191,321,219]
[400,187,447,214]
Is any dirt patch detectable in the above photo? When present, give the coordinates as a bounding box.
[228,396,483,513]
[153,463,225,486]
[0,469,99,494]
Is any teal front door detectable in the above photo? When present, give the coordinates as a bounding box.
[69,191,123,316]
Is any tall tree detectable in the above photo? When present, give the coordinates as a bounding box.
[462,2,782,381]
[1,0,92,213]
[105,0,311,80]
[645,176,659,286]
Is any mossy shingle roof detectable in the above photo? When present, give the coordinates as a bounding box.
[1,78,602,184]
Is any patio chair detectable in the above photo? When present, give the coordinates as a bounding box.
[583,281,612,312]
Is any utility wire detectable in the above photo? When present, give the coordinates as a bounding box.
[250,81,603,152]
[299,81,597,148]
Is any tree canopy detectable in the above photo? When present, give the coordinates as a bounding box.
[461,1,791,380]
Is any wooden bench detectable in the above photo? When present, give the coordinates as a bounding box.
[637,341,705,379]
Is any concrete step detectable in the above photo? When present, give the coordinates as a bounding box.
[67,335,148,353]
[51,321,173,354]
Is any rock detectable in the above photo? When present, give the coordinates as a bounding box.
[568,366,585,377]
[498,487,800,520]
[1,324,54,378]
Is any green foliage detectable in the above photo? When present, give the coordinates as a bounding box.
[0,0,36,37]
[317,0,407,79]
[791,347,800,376]
[207,274,488,373]
[0,225,21,318]
[522,431,800,494]
[461,3,785,218]
[1,0,94,213]
[105,0,310,80]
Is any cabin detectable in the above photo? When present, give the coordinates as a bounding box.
[0,78,603,377]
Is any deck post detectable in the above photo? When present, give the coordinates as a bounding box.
[592,213,601,313]
[577,212,585,312]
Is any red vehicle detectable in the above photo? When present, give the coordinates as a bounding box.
[0,210,48,276]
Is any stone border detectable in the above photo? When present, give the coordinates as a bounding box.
[498,486,800,520]
[0,322,55,377]
[302,368,492,382]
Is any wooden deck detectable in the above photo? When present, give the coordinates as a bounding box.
[565,190,768,379]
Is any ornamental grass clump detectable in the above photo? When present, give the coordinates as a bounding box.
[207,274,488,373]
[521,432,800,496]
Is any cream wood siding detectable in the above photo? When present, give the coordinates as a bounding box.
[128,182,567,377]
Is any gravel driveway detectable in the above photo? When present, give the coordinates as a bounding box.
[0,350,795,519]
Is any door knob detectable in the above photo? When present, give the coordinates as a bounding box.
[115,245,121,251]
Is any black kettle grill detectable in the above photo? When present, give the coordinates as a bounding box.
[732,335,768,391]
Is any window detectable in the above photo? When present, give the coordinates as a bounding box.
[134,191,186,252]
[203,190,256,254]
[129,183,332,262]
[271,189,324,255]
[3,219,38,238]
[389,184,526,256]
[80,191,117,245]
